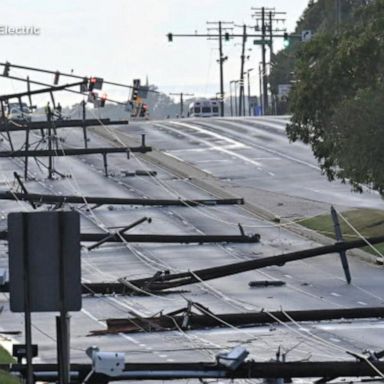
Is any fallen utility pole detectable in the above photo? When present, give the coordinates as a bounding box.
[90,304,384,335]
[0,142,151,178]
[0,191,244,208]
[80,232,260,244]
[121,235,384,292]
[0,231,260,244]
[0,119,128,132]
[35,234,384,296]
[0,236,380,297]
[2,360,384,382]
[0,146,150,158]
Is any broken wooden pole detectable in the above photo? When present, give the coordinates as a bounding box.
[89,306,384,335]
[0,190,244,207]
[125,234,384,292]
[0,146,151,158]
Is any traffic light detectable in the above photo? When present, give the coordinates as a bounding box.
[100,93,107,108]
[132,79,140,101]
[93,77,103,90]
[88,77,97,91]
[132,88,138,101]
[283,32,290,48]
[80,77,88,92]
[167,33,173,42]
[53,71,60,85]
[224,32,230,41]
[3,62,10,77]
[140,104,148,117]
[87,91,97,104]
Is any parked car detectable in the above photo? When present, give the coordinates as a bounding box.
[7,102,32,122]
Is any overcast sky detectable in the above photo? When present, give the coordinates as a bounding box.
[0,0,310,104]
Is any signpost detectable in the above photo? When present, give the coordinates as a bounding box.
[8,211,81,384]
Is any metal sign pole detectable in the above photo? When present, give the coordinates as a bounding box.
[57,213,70,384]
[22,213,34,384]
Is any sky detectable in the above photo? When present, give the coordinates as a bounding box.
[0,0,310,105]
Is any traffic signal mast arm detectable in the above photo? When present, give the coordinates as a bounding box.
[0,81,86,101]
[0,61,159,93]
[0,73,126,106]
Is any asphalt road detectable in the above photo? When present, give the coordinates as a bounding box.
[0,116,383,382]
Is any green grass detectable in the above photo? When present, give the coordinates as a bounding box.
[0,345,20,383]
[300,208,384,256]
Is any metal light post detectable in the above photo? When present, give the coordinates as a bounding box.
[244,68,254,116]
[234,80,240,117]
[258,64,263,115]
[229,81,234,117]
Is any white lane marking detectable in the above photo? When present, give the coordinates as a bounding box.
[331,292,341,297]
[166,147,210,153]
[202,119,321,171]
[357,301,368,306]
[161,152,185,162]
[171,121,248,149]
[155,122,263,168]
[82,308,105,326]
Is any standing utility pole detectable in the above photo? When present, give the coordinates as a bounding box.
[238,25,247,117]
[261,7,268,112]
[167,21,233,117]
[218,22,225,116]
[170,92,194,117]
[252,7,286,115]
[207,21,232,117]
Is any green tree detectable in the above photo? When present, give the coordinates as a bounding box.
[287,0,384,193]
[269,0,367,113]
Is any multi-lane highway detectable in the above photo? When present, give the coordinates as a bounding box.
[0,116,383,378]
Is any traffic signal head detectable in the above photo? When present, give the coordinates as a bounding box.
[283,32,290,48]
[167,33,173,42]
[132,89,138,101]
[88,77,97,91]
[132,79,141,101]
[53,71,60,85]
[140,104,148,117]
[224,32,230,41]
[3,62,10,77]
[100,93,107,108]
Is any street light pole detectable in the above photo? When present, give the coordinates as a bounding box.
[258,63,263,115]
[229,81,234,117]
[234,81,239,116]
[244,68,254,116]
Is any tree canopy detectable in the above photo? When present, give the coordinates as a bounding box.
[286,0,384,194]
